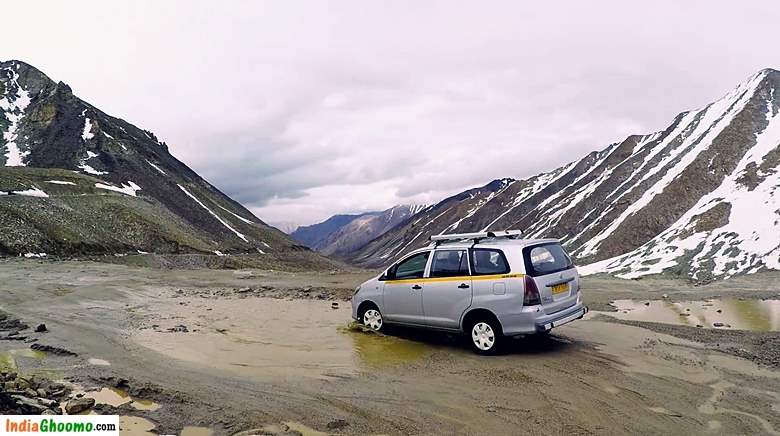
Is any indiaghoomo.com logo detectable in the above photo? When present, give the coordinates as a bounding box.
[2,416,119,436]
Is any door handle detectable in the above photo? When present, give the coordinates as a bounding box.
[411,285,422,290]
[458,283,470,289]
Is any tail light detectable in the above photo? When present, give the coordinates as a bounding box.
[524,276,541,306]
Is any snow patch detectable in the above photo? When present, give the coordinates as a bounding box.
[217,204,254,224]
[82,118,95,140]
[13,187,49,198]
[146,160,167,175]
[78,164,108,175]
[45,180,76,185]
[95,181,141,196]
[1,67,32,166]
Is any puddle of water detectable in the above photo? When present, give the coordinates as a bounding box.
[88,358,111,366]
[84,387,131,407]
[234,422,329,436]
[602,299,780,331]
[0,348,46,371]
[133,298,430,382]
[131,398,161,411]
[347,329,431,368]
[181,426,212,436]
[81,387,160,411]
[119,416,156,436]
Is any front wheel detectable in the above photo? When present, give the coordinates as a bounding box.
[468,319,503,355]
[361,307,384,332]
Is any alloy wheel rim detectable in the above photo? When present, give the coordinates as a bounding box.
[471,322,495,350]
[363,309,383,331]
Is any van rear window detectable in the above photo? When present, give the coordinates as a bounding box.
[523,243,573,276]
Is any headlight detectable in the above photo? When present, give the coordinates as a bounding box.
[353,285,361,295]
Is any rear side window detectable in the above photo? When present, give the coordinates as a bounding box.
[392,251,430,280]
[430,250,469,277]
[523,243,573,276]
[470,249,509,275]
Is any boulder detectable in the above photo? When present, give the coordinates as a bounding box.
[65,397,95,414]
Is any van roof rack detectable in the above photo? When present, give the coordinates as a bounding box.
[429,230,522,246]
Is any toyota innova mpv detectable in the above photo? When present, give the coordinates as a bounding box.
[351,231,587,354]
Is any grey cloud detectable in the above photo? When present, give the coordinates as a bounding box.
[3,0,779,227]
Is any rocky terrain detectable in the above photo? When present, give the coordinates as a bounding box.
[340,69,780,281]
[291,204,425,257]
[1,260,779,435]
[0,60,330,269]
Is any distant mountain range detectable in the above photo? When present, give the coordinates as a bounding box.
[0,60,327,267]
[328,69,780,281]
[291,205,426,257]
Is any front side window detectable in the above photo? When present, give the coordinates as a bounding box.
[430,250,469,277]
[392,251,430,280]
[524,243,573,276]
[470,249,510,275]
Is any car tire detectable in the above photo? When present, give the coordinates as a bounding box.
[467,318,503,355]
[359,305,384,332]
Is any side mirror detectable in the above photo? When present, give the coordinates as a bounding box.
[380,268,393,281]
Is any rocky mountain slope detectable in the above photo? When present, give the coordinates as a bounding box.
[291,205,426,257]
[0,60,324,267]
[348,69,780,281]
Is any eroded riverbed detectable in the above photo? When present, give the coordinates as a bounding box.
[2,260,780,435]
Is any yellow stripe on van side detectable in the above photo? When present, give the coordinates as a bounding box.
[384,273,524,284]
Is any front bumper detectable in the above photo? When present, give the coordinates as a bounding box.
[535,304,588,332]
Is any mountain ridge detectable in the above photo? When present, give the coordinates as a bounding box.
[1,60,328,268]
[345,68,780,281]
[291,204,426,257]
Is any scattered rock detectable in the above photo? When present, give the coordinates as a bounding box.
[644,302,650,306]
[30,343,77,356]
[331,302,339,309]
[65,397,95,414]
[326,419,349,430]
[661,294,669,299]
[34,324,47,333]
[716,309,722,313]
[713,322,725,327]
[167,325,189,333]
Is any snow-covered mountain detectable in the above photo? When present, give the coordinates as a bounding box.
[348,69,780,281]
[292,205,426,257]
[0,60,326,267]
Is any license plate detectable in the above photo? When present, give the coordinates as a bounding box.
[551,283,569,294]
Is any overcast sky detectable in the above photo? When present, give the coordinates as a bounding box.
[3,1,779,229]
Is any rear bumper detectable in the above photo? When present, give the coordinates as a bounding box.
[535,304,588,332]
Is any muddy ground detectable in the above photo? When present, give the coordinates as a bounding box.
[1,259,779,435]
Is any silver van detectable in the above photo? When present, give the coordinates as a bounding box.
[351,231,587,354]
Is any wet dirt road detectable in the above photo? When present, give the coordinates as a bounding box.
[1,260,779,435]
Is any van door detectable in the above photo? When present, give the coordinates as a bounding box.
[422,249,472,328]
[522,243,579,315]
[382,251,430,325]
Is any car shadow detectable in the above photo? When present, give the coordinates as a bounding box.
[382,325,579,356]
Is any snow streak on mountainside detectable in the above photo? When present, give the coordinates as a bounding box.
[349,69,780,281]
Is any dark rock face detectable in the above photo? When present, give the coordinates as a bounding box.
[291,205,426,257]
[347,69,780,280]
[0,60,323,262]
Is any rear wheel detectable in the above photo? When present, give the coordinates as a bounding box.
[468,318,503,355]
[360,305,384,332]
